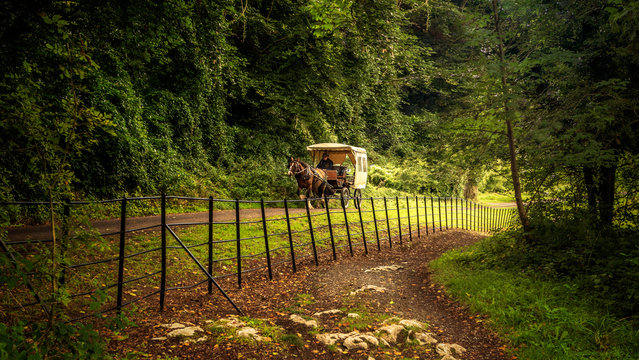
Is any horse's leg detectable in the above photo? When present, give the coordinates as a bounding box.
[318,184,326,208]
[306,186,315,209]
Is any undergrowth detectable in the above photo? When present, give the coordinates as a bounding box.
[430,215,639,360]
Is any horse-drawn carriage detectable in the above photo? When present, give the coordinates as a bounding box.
[288,143,368,208]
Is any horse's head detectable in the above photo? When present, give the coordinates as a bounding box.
[287,157,303,177]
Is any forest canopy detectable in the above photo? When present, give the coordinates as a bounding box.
[1,0,637,227]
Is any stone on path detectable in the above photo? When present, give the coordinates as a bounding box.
[399,319,425,329]
[376,324,406,344]
[237,327,270,342]
[349,285,388,296]
[184,336,209,345]
[315,332,358,346]
[436,343,467,358]
[289,314,318,328]
[160,323,185,329]
[217,316,246,328]
[364,265,404,272]
[343,333,379,350]
[313,309,343,317]
[347,313,360,318]
[166,326,204,338]
[410,331,437,345]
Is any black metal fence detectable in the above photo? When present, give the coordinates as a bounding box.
[0,194,517,320]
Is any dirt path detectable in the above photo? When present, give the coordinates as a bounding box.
[107,230,510,359]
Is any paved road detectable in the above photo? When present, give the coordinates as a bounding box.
[7,208,311,242]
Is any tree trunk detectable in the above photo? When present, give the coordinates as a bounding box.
[597,164,616,226]
[583,166,598,216]
[464,178,478,201]
[491,0,530,232]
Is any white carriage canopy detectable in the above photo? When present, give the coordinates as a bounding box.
[306,143,367,166]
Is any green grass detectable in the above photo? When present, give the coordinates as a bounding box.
[336,306,391,331]
[477,192,515,204]
[430,243,639,360]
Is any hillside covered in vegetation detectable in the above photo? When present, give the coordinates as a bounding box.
[2,1,639,359]
[3,0,636,207]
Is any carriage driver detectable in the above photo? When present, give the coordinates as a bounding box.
[317,152,333,170]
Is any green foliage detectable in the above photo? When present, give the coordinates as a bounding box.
[445,214,639,317]
[0,0,444,203]
[0,321,109,360]
[431,239,639,359]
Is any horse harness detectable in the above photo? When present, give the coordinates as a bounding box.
[290,160,334,192]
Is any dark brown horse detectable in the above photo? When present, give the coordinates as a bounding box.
[287,158,334,208]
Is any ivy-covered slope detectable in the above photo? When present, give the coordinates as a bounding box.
[1,0,452,200]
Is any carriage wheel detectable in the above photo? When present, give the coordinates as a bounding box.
[354,189,362,209]
[340,188,350,208]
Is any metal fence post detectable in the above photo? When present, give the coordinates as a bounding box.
[406,196,412,241]
[160,193,166,311]
[116,197,126,313]
[324,193,336,260]
[284,199,297,272]
[438,197,443,231]
[306,198,319,265]
[431,196,436,233]
[236,199,242,288]
[503,208,506,228]
[468,200,471,231]
[490,208,496,229]
[341,194,353,256]
[484,205,488,232]
[371,197,381,251]
[456,197,459,229]
[208,196,213,294]
[444,197,448,230]
[423,196,429,236]
[357,197,367,254]
[477,202,479,231]
[415,196,420,238]
[470,201,474,231]
[260,199,273,280]
[384,197,392,248]
[396,196,402,244]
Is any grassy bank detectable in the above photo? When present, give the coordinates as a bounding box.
[430,238,639,360]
